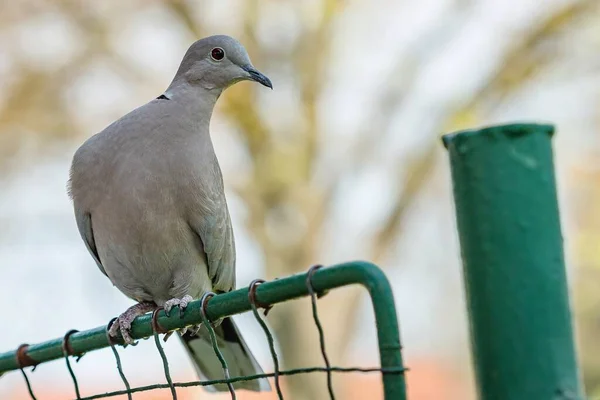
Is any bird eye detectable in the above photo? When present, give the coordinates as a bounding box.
[210,47,225,61]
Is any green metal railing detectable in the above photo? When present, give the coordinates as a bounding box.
[0,261,407,399]
[443,123,585,399]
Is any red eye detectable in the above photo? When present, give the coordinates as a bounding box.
[211,47,225,61]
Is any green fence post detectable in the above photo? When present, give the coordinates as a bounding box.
[442,123,584,399]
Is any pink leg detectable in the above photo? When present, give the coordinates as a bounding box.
[109,301,156,344]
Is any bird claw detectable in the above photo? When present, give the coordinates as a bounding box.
[108,302,156,345]
[188,323,202,336]
[164,295,193,318]
[109,316,137,345]
[179,324,202,337]
[162,323,197,342]
[162,331,174,342]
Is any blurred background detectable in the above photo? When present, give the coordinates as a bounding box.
[0,0,599,399]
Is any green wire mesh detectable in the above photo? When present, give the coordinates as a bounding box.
[0,261,407,400]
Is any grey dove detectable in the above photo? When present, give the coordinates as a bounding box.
[68,35,272,392]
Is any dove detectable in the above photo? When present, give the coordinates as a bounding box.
[68,35,272,392]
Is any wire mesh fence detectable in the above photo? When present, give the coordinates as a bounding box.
[0,262,407,400]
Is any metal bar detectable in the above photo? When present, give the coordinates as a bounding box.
[443,123,584,399]
[0,261,406,399]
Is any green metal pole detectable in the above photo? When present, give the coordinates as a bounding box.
[443,123,584,399]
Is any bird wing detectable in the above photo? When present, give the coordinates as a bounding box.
[74,210,107,277]
[187,195,236,292]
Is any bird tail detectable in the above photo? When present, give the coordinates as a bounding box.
[179,317,271,392]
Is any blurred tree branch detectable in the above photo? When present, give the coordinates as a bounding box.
[450,0,598,126]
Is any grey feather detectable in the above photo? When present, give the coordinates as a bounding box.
[68,35,272,391]
[74,211,106,277]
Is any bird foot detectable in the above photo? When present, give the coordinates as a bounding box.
[164,295,194,318]
[179,323,202,337]
[109,301,156,345]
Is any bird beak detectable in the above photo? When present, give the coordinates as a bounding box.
[242,65,273,89]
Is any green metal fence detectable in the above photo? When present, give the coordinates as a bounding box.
[0,262,407,399]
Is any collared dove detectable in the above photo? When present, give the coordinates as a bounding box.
[68,35,272,392]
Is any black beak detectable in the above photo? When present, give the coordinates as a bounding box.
[242,65,273,89]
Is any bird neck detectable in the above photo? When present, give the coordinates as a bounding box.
[164,81,222,129]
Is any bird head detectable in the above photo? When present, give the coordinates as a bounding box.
[171,35,272,92]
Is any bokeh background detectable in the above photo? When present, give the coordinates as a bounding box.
[0,0,599,399]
